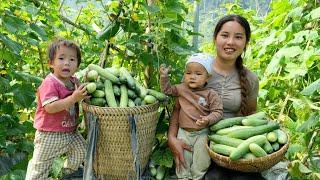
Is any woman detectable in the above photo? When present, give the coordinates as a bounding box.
[167,14,264,179]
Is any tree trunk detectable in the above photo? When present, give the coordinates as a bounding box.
[192,0,200,50]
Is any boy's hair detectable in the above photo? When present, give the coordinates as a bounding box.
[47,38,82,68]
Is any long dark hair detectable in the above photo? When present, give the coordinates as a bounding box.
[213,14,251,116]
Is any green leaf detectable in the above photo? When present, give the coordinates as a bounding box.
[144,4,160,13]
[169,43,190,55]
[30,23,48,41]
[12,83,36,108]
[310,7,320,20]
[0,76,10,93]
[139,52,154,65]
[287,7,303,18]
[284,62,307,79]
[151,148,173,168]
[50,157,64,178]
[301,78,320,95]
[296,112,319,132]
[0,33,23,55]
[265,46,302,76]
[97,21,120,41]
[289,160,312,176]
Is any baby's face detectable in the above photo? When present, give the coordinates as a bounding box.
[184,62,210,89]
[49,45,78,82]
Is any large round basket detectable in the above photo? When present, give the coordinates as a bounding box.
[82,102,159,179]
[206,140,289,172]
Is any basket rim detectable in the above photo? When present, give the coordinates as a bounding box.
[82,101,159,110]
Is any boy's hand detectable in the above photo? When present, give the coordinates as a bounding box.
[159,64,171,76]
[196,115,209,128]
[72,84,90,102]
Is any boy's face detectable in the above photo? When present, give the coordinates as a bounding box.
[184,62,210,89]
[49,45,78,82]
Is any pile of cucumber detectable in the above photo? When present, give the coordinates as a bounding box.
[208,112,288,161]
[84,64,167,107]
[149,162,166,180]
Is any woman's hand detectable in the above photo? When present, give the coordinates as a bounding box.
[168,136,192,172]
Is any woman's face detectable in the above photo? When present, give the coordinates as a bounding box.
[214,21,247,63]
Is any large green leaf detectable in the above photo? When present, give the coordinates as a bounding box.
[0,33,23,55]
[0,77,10,93]
[12,83,36,108]
[265,46,302,76]
[30,23,48,41]
[151,148,173,168]
[309,7,320,20]
[296,112,319,132]
[284,62,307,79]
[301,78,320,95]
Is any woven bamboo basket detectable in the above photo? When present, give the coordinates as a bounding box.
[82,102,159,179]
[206,140,289,172]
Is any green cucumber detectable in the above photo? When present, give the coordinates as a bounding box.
[266,131,278,142]
[127,89,137,99]
[216,125,253,135]
[147,89,167,102]
[211,144,236,156]
[113,85,121,96]
[227,123,280,139]
[150,166,157,177]
[92,90,105,98]
[86,82,97,93]
[128,99,135,107]
[119,85,128,107]
[249,143,267,157]
[95,82,104,90]
[87,69,98,82]
[156,165,166,180]
[90,97,106,106]
[230,135,267,161]
[245,112,267,119]
[134,97,142,106]
[263,140,274,154]
[88,64,120,84]
[272,142,280,151]
[208,134,244,147]
[242,118,268,126]
[119,67,135,89]
[144,95,157,104]
[243,153,257,159]
[135,80,147,98]
[104,79,117,107]
[105,66,120,77]
[209,116,245,132]
[276,129,288,144]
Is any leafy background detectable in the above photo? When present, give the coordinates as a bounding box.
[0,0,319,179]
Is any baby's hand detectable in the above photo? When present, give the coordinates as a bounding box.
[159,64,171,76]
[72,84,90,102]
[196,115,209,128]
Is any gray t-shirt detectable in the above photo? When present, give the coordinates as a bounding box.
[206,68,259,118]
